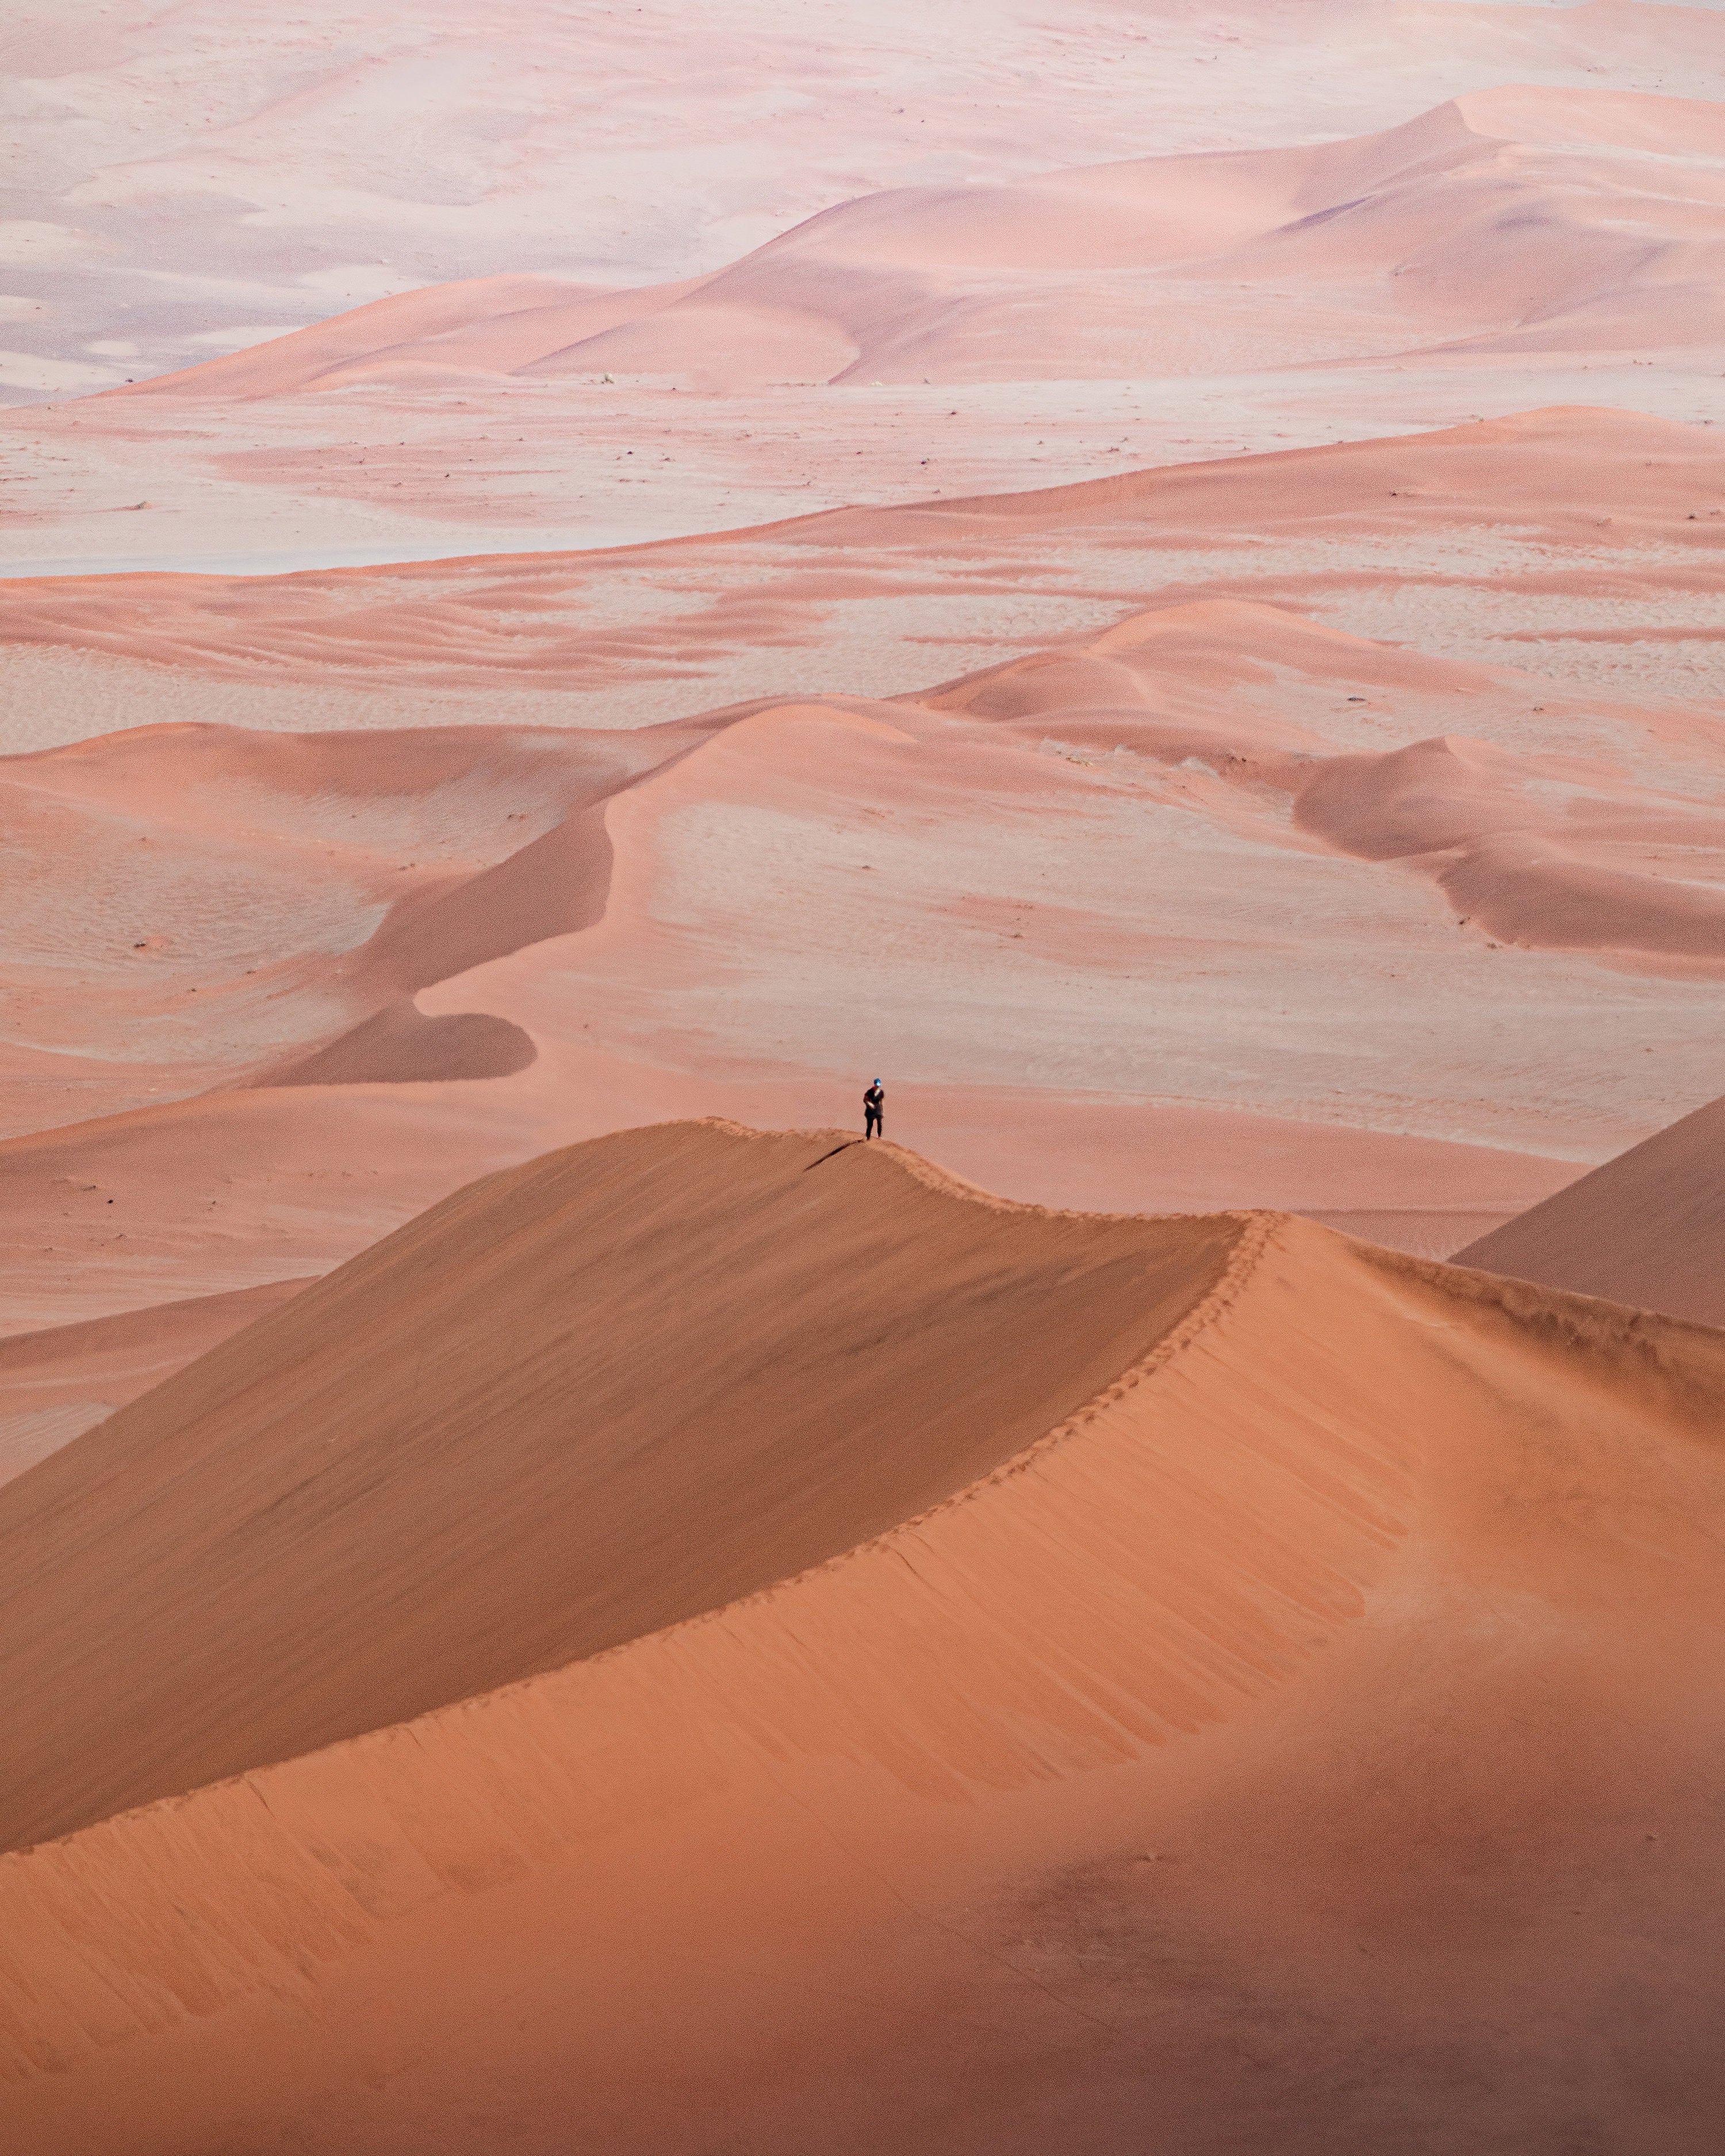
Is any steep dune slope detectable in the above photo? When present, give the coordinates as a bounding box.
[1,1133,1721,2151]
[0,1121,1239,1851]
[1454,1091,1725,1324]
[0,1279,310,1486]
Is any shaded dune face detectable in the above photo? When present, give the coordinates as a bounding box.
[0,1121,1239,1852]
[920,600,1725,972]
[0,1279,312,1489]
[1454,1091,1725,1325]
[0,719,651,1129]
[1,1126,1722,2151]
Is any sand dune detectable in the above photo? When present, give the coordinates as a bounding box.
[913,596,1725,975]
[0,1080,539,1334]
[102,275,651,401]
[8,21,1724,2146]
[11,417,1725,1339]
[114,90,1725,400]
[7,406,1722,702]
[0,1120,1239,1850]
[1294,731,1725,964]
[1,1121,1722,2150]
[12,0,1725,406]
[0,718,648,1133]
[1454,1089,1725,1326]
[10,75,1725,582]
[0,1278,310,1486]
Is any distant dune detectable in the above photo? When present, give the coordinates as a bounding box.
[7,23,1725,2148]
[11,408,1725,1345]
[109,91,1725,400]
[10,0,1725,415]
[7,404,1721,696]
[1,1121,1722,2150]
[1454,1090,1725,1325]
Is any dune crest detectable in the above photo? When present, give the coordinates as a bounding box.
[9,23,1725,2143]
[0,1121,1241,1850]
[1,1123,1722,2149]
[9,419,1724,1343]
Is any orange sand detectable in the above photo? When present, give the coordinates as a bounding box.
[1,1122,1721,2150]
[0,1278,309,1486]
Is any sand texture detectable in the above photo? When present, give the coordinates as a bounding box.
[0,1121,1240,1848]
[9,2,1725,408]
[1453,1090,1725,1325]
[5,410,1725,1364]
[6,19,1725,2143]
[0,1278,310,1487]
[7,77,1725,574]
[110,90,1725,401]
[1,1121,1722,2151]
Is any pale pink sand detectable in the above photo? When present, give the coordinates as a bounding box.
[6,83,1725,574]
[10,5,1725,406]
[4,416,1723,1362]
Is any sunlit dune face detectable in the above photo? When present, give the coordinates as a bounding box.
[3,1125,1724,2153]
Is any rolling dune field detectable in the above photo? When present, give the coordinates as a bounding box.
[5,8,1725,2147]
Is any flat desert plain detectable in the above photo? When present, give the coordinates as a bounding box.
[1,6,1723,2150]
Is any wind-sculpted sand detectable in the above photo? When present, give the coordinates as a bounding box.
[10,2,1725,409]
[7,408,1725,1356]
[0,1279,310,1487]
[7,20,1725,2150]
[6,404,1723,723]
[7,83,1725,579]
[1,1122,1721,2152]
[116,89,1725,402]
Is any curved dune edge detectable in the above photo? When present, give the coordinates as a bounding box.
[250,1002,539,1087]
[5,1198,1722,2146]
[0,1122,1243,1848]
[0,1203,1327,2073]
[98,91,1725,406]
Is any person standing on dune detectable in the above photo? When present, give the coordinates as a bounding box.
[864,1079,884,1140]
